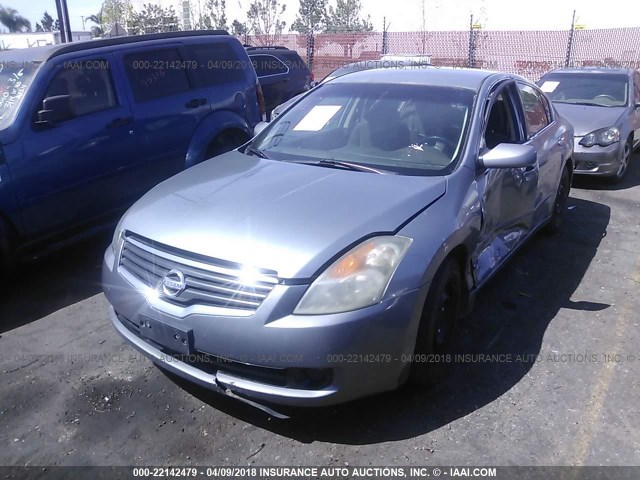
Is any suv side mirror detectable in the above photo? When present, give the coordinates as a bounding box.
[479,143,536,169]
[36,95,74,127]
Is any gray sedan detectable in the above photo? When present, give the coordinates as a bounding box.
[538,67,640,182]
[102,68,573,412]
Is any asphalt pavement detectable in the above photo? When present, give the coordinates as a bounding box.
[1,156,639,467]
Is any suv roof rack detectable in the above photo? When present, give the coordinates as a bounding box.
[245,46,289,51]
[49,30,230,60]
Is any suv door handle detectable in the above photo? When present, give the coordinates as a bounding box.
[185,98,207,108]
[106,117,133,129]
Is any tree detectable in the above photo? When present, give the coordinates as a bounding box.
[0,5,31,32]
[247,0,286,43]
[202,0,228,30]
[86,13,104,37]
[231,19,248,36]
[35,11,58,32]
[99,0,134,30]
[323,0,372,33]
[129,4,179,35]
[291,0,327,34]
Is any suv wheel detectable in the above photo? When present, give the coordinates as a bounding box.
[205,130,249,160]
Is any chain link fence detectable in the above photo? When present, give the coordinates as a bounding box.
[243,27,640,81]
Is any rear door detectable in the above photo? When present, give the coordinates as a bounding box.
[516,82,563,225]
[15,53,136,237]
[114,44,211,193]
[250,53,290,116]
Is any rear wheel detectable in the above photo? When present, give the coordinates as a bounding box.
[543,165,571,235]
[409,257,463,385]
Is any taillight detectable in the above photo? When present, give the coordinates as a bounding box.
[256,82,266,122]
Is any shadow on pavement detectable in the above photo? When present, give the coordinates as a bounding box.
[173,195,611,444]
[0,235,110,334]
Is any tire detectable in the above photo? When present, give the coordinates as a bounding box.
[409,257,463,386]
[609,138,632,184]
[543,165,571,235]
[205,130,249,160]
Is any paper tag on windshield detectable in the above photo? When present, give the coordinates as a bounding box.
[293,105,342,131]
[540,81,559,93]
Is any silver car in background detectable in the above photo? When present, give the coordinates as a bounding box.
[538,67,640,182]
[103,68,573,411]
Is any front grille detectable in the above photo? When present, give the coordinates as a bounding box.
[118,232,278,312]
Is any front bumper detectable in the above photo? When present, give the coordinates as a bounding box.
[572,137,623,176]
[102,247,425,407]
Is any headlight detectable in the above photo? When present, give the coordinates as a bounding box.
[579,127,620,147]
[293,236,412,315]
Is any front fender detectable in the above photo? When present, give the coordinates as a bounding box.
[185,110,254,169]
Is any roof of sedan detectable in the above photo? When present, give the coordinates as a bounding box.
[546,67,633,75]
[330,66,507,89]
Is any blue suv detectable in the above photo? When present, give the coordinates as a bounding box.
[0,31,263,270]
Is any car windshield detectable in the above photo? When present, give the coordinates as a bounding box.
[0,59,41,129]
[250,82,475,176]
[539,73,628,107]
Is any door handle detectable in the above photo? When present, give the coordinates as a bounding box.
[185,98,207,108]
[106,116,133,128]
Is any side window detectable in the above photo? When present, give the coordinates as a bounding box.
[123,48,190,102]
[187,43,246,86]
[250,55,288,77]
[634,72,640,103]
[484,91,518,149]
[41,59,116,119]
[517,83,550,137]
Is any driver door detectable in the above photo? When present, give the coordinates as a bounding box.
[473,81,539,284]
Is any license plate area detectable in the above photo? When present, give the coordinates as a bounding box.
[138,315,193,355]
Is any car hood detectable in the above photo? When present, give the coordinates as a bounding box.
[552,103,625,136]
[120,151,446,279]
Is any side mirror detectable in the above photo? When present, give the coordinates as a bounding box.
[479,143,536,169]
[253,121,269,136]
[635,102,640,110]
[36,95,74,127]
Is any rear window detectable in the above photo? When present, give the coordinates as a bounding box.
[187,43,246,86]
[539,73,629,107]
[123,48,191,102]
[250,54,288,77]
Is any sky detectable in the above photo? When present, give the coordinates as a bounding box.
[9,0,640,33]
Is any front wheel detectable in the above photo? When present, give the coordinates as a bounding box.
[543,166,571,235]
[409,257,463,385]
[609,139,632,184]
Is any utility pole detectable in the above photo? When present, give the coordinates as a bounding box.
[54,0,67,42]
[565,9,576,67]
[421,0,426,55]
[468,14,475,68]
[382,16,389,55]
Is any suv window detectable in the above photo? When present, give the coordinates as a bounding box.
[123,48,190,102]
[634,72,640,103]
[250,54,288,77]
[42,59,116,119]
[517,83,550,137]
[187,43,246,86]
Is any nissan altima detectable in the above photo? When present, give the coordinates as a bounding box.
[102,68,574,411]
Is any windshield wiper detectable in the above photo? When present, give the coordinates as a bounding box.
[303,158,397,175]
[244,145,270,159]
[556,100,617,107]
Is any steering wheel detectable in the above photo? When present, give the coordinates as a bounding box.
[422,136,456,156]
[593,94,617,102]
